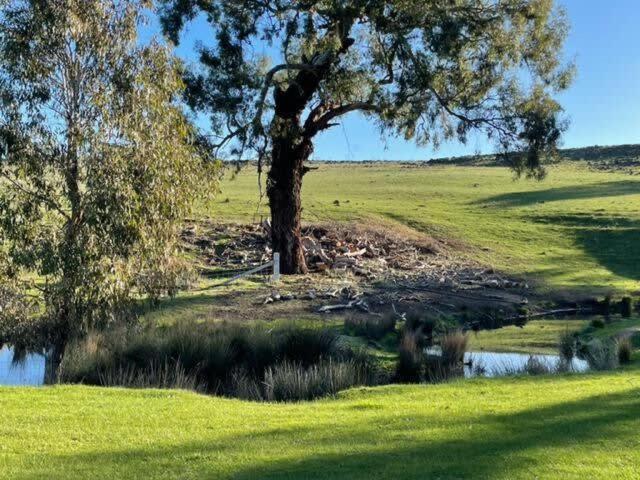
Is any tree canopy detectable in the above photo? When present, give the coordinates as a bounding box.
[160,0,573,273]
[161,0,572,175]
[0,0,215,357]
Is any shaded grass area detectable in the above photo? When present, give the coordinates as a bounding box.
[2,372,640,479]
[467,319,590,354]
[582,316,640,340]
[201,162,640,293]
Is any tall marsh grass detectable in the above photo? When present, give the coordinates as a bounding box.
[440,331,468,366]
[581,339,619,371]
[264,359,371,402]
[60,322,373,401]
[617,338,633,365]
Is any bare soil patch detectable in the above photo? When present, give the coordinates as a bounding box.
[178,221,533,323]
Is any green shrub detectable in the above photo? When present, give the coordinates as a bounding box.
[523,356,552,376]
[424,356,463,383]
[558,330,576,361]
[582,339,619,371]
[96,359,204,392]
[590,318,605,329]
[617,338,633,365]
[60,322,367,400]
[404,311,441,345]
[599,296,612,316]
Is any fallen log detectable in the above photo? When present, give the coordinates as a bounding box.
[341,248,367,258]
[317,299,373,314]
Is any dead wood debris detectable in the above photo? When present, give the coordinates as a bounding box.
[181,222,530,312]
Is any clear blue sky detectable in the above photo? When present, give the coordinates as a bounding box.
[152,1,640,161]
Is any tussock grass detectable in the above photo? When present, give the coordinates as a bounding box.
[617,338,634,364]
[60,322,373,401]
[395,331,422,383]
[440,331,468,366]
[581,339,619,371]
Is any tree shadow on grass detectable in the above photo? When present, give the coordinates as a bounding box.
[475,180,640,208]
[530,214,640,282]
[18,387,640,480]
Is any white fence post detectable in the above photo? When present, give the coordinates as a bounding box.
[272,252,281,283]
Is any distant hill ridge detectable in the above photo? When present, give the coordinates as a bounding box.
[313,144,640,165]
[426,144,640,166]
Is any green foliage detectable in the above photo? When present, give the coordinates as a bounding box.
[395,331,422,382]
[160,0,572,173]
[620,297,634,318]
[0,0,216,350]
[263,359,372,402]
[581,339,619,371]
[558,330,576,361]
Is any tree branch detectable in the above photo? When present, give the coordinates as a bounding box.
[252,63,318,135]
[304,102,381,138]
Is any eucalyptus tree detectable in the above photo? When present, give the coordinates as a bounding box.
[160,0,572,274]
[0,0,214,368]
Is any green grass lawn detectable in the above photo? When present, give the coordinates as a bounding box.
[202,162,640,293]
[2,372,640,479]
[468,319,590,354]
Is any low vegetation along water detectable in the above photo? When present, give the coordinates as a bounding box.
[0,339,590,387]
[462,351,588,377]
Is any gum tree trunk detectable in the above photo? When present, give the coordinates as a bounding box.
[265,31,355,274]
[267,117,312,274]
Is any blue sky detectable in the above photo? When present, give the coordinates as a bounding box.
[151,1,640,161]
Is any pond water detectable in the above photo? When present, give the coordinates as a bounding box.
[427,348,589,378]
[0,346,46,386]
[463,351,589,378]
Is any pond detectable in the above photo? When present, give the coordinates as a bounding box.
[427,348,589,378]
[463,350,589,378]
[0,346,46,386]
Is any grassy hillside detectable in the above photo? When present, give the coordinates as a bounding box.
[202,162,640,293]
[468,319,590,354]
[2,371,640,479]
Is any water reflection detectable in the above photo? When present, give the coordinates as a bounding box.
[426,348,589,378]
[0,346,46,386]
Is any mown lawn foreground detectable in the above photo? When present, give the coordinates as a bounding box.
[2,371,640,479]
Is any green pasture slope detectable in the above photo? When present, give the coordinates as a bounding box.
[204,161,640,294]
[2,370,640,479]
